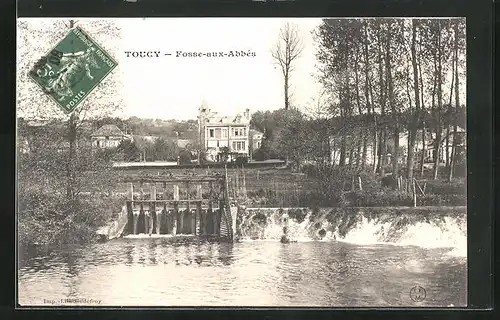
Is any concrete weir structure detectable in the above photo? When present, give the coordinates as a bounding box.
[121,173,236,241]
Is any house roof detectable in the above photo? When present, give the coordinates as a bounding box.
[205,114,250,125]
[91,124,125,137]
[249,129,264,137]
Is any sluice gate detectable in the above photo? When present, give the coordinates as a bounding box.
[122,173,235,241]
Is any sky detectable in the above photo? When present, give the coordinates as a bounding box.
[17,17,466,122]
[116,18,323,120]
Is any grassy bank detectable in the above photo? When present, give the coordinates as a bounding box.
[17,147,124,255]
[17,191,124,255]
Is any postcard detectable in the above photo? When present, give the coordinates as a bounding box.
[16,17,467,307]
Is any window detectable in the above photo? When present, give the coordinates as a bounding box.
[232,141,246,151]
[215,128,221,138]
[217,141,219,147]
[105,136,109,140]
[209,129,214,138]
[232,128,246,137]
[222,129,228,138]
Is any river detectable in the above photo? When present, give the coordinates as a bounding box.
[18,236,466,307]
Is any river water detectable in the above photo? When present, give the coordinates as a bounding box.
[18,236,466,307]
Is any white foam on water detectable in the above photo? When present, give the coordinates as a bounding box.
[239,209,467,258]
[397,217,467,250]
[332,217,392,245]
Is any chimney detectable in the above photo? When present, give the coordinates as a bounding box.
[244,108,250,120]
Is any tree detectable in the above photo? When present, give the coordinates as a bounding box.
[116,140,140,162]
[17,19,123,199]
[271,22,304,110]
[178,149,193,165]
[448,19,466,181]
[406,19,422,182]
[218,146,231,163]
[314,18,465,187]
[17,19,125,248]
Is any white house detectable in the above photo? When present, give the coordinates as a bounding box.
[198,100,251,162]
[329,125,466,167]
[91,124,132,149]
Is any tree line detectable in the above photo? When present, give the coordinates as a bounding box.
[261,19,466,183]
[315,18,466,182]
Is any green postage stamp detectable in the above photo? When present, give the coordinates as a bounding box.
[29,26,118,114]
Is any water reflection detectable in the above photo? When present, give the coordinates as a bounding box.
[18,239,466,307]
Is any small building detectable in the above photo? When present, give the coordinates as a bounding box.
[249,129,264,160]
[249,129,264,150]
[91,124,132,149]
[198,99,251,162]
[329,125,466,167]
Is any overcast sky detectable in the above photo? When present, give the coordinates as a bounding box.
[116,18,323,120]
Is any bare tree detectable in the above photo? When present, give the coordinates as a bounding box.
[271,22,304,110]
[17,18,123,199]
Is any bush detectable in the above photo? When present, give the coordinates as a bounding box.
[178,149,192,164]
[18,191,122,251]
[418,178,466,195]
[233,156,248,166]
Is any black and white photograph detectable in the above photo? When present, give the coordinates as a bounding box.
[16,17,467,307]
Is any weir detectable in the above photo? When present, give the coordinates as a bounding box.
[121,173,235,241]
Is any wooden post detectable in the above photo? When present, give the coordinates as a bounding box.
[128,182,134,200]
[160,182,167,234]
[174,184,184,234]
[191,205,196,235]
[195,184,203,235]
[206,202,213,235]
[413,178,417,207]
[242,165,247,199]
[415,179,425,196]
[173,184,179,201]
[159,204,166,235]
[139,181,145,233]
[126,201,134,235]
[197,184,202,200]
[173,202,179,235]
[151,184,157,234]
[133,211,138,235]
[145,211,150,234]
[196,200,203,235]
[185,202,191,234]
[138,204,145,234]
[148,211,153,236]
[216,200,223,236]
[235,169,240,199]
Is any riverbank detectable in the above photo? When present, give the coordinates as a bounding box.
[17,191,125,258]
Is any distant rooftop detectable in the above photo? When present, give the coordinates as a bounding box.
[249,129,264,137]
[92,124,125,137]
